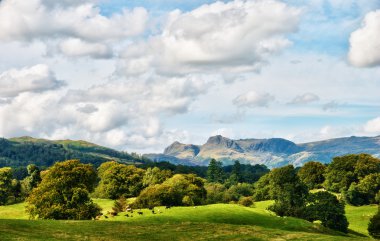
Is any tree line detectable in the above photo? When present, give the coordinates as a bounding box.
[0,154,379,238]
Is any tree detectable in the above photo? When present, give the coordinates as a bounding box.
[345,173,380,206]
[0,167,13,205]
[297,161,326,189]
[368,206,380,239]
[205,183,226,204]
[223,183,254,203]
[26,160,101,220]
[268,165,308,217]
[303,191,349,233]
[207,159,224,183]
[324,154,380,192]
[142,167,172,187]
[134,174,206,208]
[228,161,243,185]
[21,164,41,196]
[95,161,145,199]
[252,173,272,201]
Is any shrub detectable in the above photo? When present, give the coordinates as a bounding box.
[368,207,380,239]
[238,196,254,207]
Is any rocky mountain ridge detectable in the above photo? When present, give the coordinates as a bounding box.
[145,135,380,168]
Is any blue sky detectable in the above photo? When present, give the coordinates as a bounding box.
[0,0,379,152]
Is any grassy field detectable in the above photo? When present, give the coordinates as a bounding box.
[0,199,377,241]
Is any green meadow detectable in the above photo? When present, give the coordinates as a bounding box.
[0,199,377,241]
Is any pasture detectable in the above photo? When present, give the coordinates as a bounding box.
[0,199,377,241]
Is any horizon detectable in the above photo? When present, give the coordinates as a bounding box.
[0,0,380,153]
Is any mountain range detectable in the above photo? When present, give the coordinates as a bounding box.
[144,135,380,168]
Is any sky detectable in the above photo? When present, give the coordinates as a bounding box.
[0,0,380,153]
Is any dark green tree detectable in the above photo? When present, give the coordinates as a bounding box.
[252,173,272,201]
[268,165,308,217]
[26,160,101,220]
[324,154,380,192]
[0,167,13,205]
[207,159,224,183]
[228,160,243,185]
[368,206,380,239]
[303,191,349,233]
[297,161,326,189]
[345,173,380,206]
[21,164,42,196]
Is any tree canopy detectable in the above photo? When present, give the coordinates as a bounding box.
[26,160,101,220]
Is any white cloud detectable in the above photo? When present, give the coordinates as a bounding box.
[59,38,112,58]
[322,100,340,112]
[121,0,301,76]
[0,64,65,97]
[364,117,380,134]
[349,10,380,67]
[233,91,274,108]
[289,93,320,105]
[0,0,148,42]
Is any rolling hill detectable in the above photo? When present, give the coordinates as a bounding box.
[145,135,380,167]
[0,136,145,168]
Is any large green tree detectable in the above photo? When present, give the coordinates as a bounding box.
[142,167,172,187]
[297,161,326,189]
[26,160,101,220]
[303,191,348,233]
[324,154,380,192]
[345,173,380,206]
[134,174,206,208]
[268,165,308,217]
[95,161,145,199]
[0,167,13,205]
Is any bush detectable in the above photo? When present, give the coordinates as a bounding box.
[205,183,226,204]
[368,207,380,239]
[238,196,254,207]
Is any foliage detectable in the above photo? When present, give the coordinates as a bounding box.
[252,173,272,201]
[207,159,224,183]
[113,196,127,214]
[142,167,172,187]
[238,196,254,207]
[368,206,380,239]
[223,183,254,203]
[0,167,13,205]
[95,161,145,199]
[21,164,41,197]
[205,183,227,204]
[298,161,326,189]
[304,191,349,233]
[345,173,380,206]
[268,165,308,218]
[0,137,144,169]
[26,160,101,220]
[324,154,380,192]
[134,174,206,208]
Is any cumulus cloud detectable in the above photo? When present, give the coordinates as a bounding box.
[59,38,112,58]
[348,10,380,67]
[0,65,65,98]
[364,117,380,134]
[289,93,320,105]
[0,0,148,42]
[121,0,301,76]
[233,91,274,108]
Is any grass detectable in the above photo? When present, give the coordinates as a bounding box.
[0,199,377,241]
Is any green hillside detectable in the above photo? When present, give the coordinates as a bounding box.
[0,200,376,240]
[0,136,145,169]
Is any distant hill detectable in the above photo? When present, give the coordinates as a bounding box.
[144,135,380,168]
[0,136,145,168]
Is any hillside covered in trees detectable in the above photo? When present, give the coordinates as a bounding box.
[0,136,146,169]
